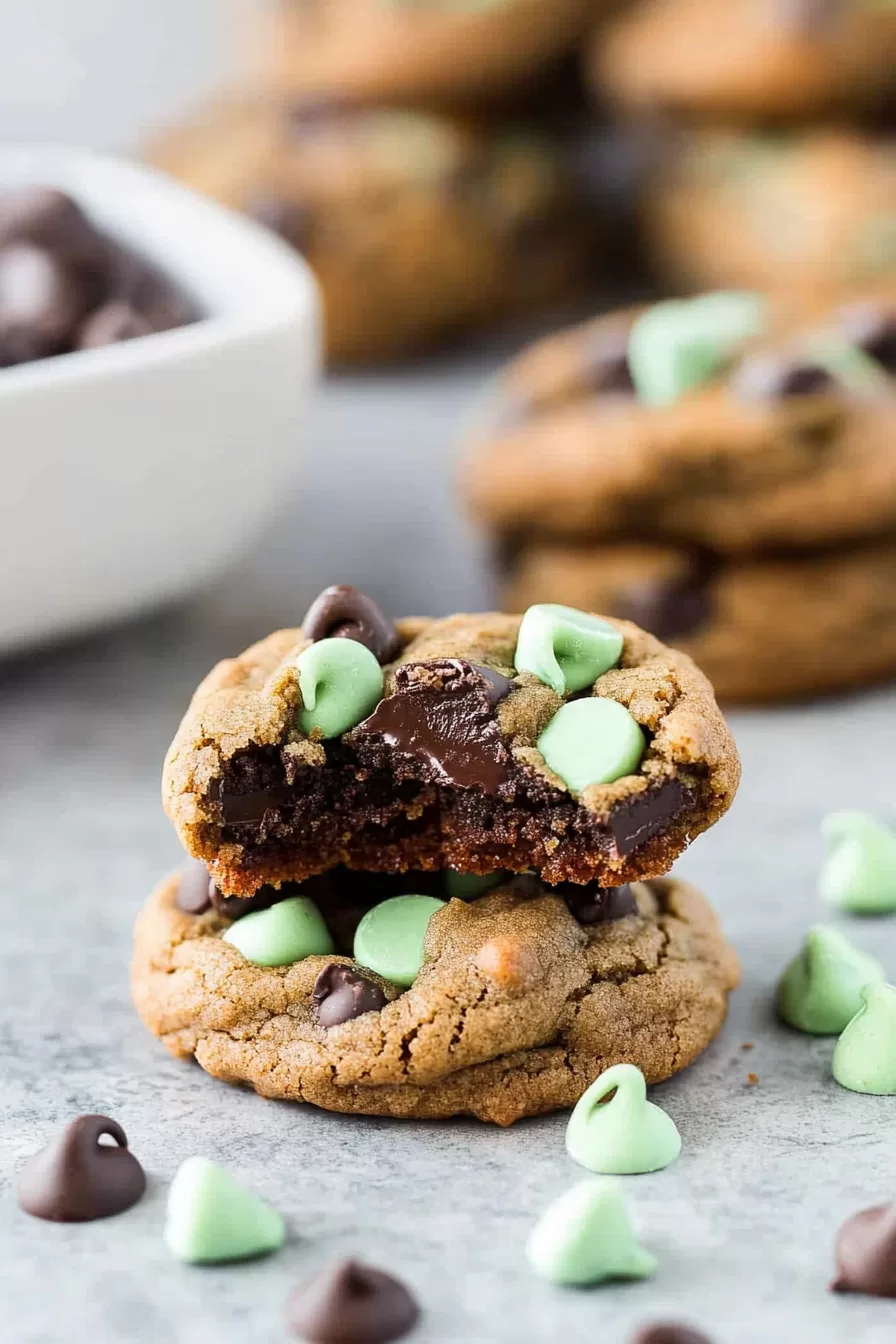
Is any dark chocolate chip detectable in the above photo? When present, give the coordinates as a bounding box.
[580,324,635,397]
[176,858,214,914]
[630,1326,714,1344]
[210,884,288,920]
[77,300,153,349]
[0,187,100,263]
[353,659,513,793]
[839,301,896,374]
[609,779,689,857]
[732,351,836,402]
[0,243,90,363]
[285,1259,419,1343]
[303,585,401,663]
[219,784,295,827]
[832,1202,896,1297]
[552,881,638,925]
[17,1115,146,1223]
[313,964,388,1027]
[616,568,713,642]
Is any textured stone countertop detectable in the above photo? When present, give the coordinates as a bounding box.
[1,351,895,1344]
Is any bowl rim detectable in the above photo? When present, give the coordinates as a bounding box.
[0,142,319,396]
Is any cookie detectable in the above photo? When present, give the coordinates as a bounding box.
[643,129,896,299]
[131,867,739,1125]
[263,0,601,112]
[464,287,896,554]
[502,535,896,704]
[162,597,739,896]
[148,97,589,364]
[594,0,896,124]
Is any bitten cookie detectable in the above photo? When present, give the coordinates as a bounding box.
[593,0,896,124]
[263,0,602,111]
[162,592,739,896]
[132,867,739,1125]
[503,536,896,704]
[148,98,589,364]
[643,130,896,298]
[464,287,896,554]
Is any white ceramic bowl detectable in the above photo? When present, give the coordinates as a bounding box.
[0,145,319,654]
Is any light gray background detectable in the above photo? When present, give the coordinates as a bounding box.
[2,9,896,1341]
[1,354,896,1343]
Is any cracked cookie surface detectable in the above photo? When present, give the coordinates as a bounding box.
[162,612,739,896]
[132,870,739,1125]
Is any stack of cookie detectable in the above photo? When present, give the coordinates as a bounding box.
[588,0,896,299]
[465,285,896,702]
[145,1,616,364]
[133,586,740,1124]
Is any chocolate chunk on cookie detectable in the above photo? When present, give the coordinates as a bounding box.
[162,599,739,895]
[132,870,739,1125]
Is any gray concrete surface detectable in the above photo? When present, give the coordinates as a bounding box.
[1,352,896,1343]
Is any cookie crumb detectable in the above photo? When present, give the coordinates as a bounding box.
[741,1041,754,1050]
[746,1072,759,1086]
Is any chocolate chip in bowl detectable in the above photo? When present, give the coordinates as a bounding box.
[0,185,196,368]
[0,146,317,655]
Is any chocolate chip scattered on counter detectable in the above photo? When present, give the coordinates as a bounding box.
[176,858,215,914]
[630,1326,714,1344]
[302,585,400,663]
[313,964,388,1027]
[285,1259,420,1344]
[17,1115,146,1222]
[832,1202,896,1297]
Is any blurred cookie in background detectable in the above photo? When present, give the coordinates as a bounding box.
[502,535,896,703]
[465,285,896,701]
[149,97,594,364]
[465,285,896,554]
[592,0,896,125]
[642,129,896,299]
[264,0,611,112]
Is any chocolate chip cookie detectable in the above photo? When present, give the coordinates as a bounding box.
[148,97,589,364]
[643,129,896,299]
[464,286,896,554]
[264,0,602,111]
[594,0,896,124]
[503,536,896,704]
[132,866,739,1125]
[162,591,739,896]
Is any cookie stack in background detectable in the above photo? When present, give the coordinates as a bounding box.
[590,0,896,300]
[464,283,896,703]
[146,0,620,365]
